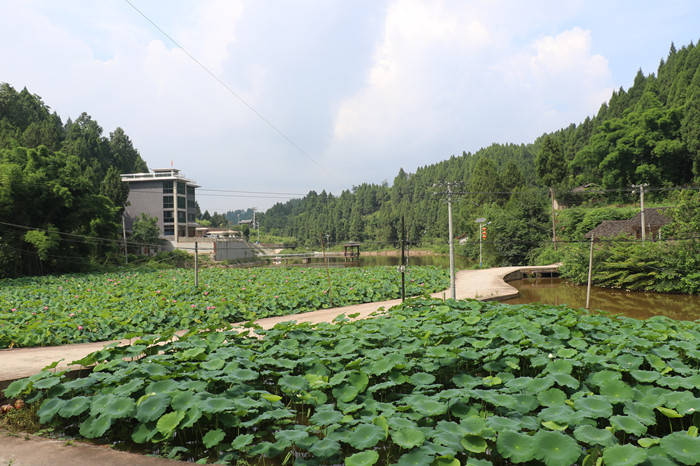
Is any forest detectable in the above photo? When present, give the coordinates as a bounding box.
[259,41,700,265]
[0,83,148,277]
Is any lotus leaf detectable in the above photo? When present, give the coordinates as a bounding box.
[396,448,434,465]
[602,444,647,466]
[411,396,446,417]
[346,424,385,449]
[279,375,308,394]
[630,369,660,383]
[131,422,157,443]
[461,434,487,453]
[310,407,343,426]
[600,380,635,403]
[156,410,185,435]
[534,431,581,466]
[573,425,616,446]
[610,415,647,436]
[392,427,425,449]
[538,388,567,407]
[409,372,436,386]
[38,397,66,423]
[136,394,170,422]
[497,430,536,463]
[203,429,226,449]
[659,432,700,465]
[308,438,341,459]
[231,433,255,450]
[624,402,656,425]
[79,414,112,439]
[345,450,379,466]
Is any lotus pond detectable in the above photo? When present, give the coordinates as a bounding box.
[4,299,699,465]
[0,266,448,348]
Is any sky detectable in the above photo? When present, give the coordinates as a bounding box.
[2,0,699,212]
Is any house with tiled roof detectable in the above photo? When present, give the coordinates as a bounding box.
[584,208,671,240]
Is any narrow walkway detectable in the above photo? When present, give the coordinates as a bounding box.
[0,265,558,382]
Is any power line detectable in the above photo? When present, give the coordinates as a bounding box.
[123,0,324,171]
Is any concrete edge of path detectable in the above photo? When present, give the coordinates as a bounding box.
[0,430,184,466]
[0,264,560,382]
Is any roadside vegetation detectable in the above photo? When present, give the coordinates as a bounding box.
[4,298,699,464]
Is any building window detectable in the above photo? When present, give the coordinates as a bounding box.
[164,225,174,236]
[187,186,195,196]
[163,196,174,208]
[187,213,196,222]
[177,196,186,209]
[178,211,186,223]
[163,210,174,223]
[177,182,185,194]
[163,180,173,193]
[187,227,196,237]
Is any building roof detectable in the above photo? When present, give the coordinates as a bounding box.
[120,169,200,187]
[583,208,672,239]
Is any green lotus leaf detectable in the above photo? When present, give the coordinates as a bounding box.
[396,448,434,465]
[659,432,700,465]
[546,359,573,375]
[409,372,436,386]
[333,384,360,403]
[575,395,613,418]
[677,397,700,416]
[38,397,67,423]
[465,459,493,466]
[645,447,677,466]
[309,437,341,459]
[63,376,97,392]
[539,405,577,424]
[171,391,195,411]
[538,388,567,407]
[231,433,255,450]
[497,431,536,463]
[615,354,643,370]
[105,397,136,419]
[136,394,170,422]
[487,416,521,432]
[624,402,655,425]
[573,425,616,447]
[55,396,89,418]
[229,368,258,381]
[131,422,157,443]
[557,348,577,358]
[33,377,60,390]
[590,370,622,387]
[248,441,282,457]
[610,415,647,436]
[275,429,309,444]
[260,393,282,403]
[180,407,202,429]
[534,431,581,466]
[599,380,635,403]
[4,378,31,398]
[460,416,486,435]
[279,375,309,394]
[203,429,226,449]
[200,358,225,371]
[79,414,112,439]
[602,444,647,466]
[551,372,579,389]
[156,410,185,435]
[200,396,233,413]
[630,369,660,383]
[392,427,425,449]
[348,371,369,392]
[145,379,178,395]
[346,424,385,449]
[461,434,487,453]
[179,347,205,360]
[637,437,660,448]
[345,450,379,466]
[112,378,143,396]
[411,396,446,417]
[310,407,343,426]
[90,394,117,416]
[657,406,683,418]
[542,420,568,431]
[139,363,167,377]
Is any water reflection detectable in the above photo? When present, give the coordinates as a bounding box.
[506,278,700,321]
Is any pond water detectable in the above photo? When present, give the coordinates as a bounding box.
[506,277,700,321]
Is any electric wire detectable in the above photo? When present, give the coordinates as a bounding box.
[123,0,324,171]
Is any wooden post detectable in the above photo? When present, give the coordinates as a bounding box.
[194,241,199,288]
[585,235,594,309]
[447,184,456,299]
[321,234,332,306]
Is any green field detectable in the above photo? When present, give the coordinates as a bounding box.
[5,299,699,464]
[0,266,448,348]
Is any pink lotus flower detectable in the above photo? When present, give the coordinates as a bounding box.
[43,306,48,310]
[69,313,75,317]
[274,295,279,299]
[203,291,209,296]
[156,290,161,294]
[11,308,16,312]
[191,304,196,308]
[78,325,83,330]
[32,312,36,315]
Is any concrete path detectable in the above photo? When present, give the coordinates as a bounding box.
[0,265,559,382]
[0,431,182,466]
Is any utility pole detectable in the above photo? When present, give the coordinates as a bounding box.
[194,241,199,288]
[585,234,594,309]
[632,184,649,242]
[400,216,406,302]
[447,183,456,300]
[475,217,487,268]
[321,234,332,306]
[550,187,557,250]
[121,213,128,264]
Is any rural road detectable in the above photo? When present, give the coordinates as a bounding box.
[0,265,559,383]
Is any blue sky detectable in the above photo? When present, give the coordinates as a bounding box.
[2,0,699,211]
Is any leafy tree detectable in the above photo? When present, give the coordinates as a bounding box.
[131,213,161,247]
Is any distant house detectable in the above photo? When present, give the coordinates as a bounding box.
[584,208,671,240]
[238,219,253,226]
[121,168,199,243]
